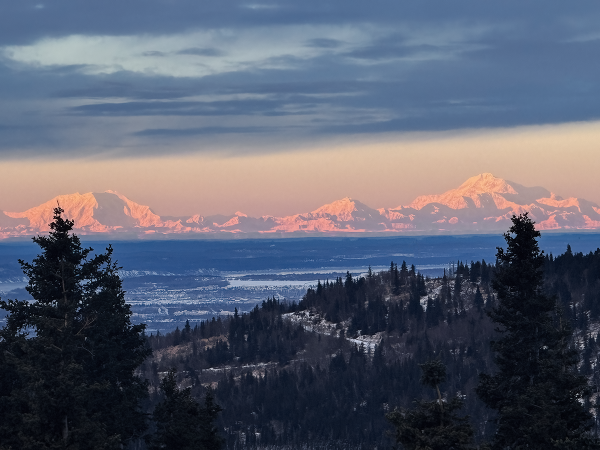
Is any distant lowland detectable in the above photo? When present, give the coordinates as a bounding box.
[2,173,599,239]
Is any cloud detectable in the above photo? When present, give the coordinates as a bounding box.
[53,82,194,100]
[67,97,325,117]
[177,47,224,57]
[305,38,342,49]
[1,1,600,158]
[134,126,276,136]
[141,50,167,57]
[1,25,374,77]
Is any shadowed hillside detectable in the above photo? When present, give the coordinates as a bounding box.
[139,244,600,449]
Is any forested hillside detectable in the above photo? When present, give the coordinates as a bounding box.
[4,207,599,449]
[140,244,600,449]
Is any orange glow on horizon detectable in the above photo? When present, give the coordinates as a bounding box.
[0,120,599,217]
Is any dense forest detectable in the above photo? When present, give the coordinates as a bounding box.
[141,238,600,449]
[3,209,600,449]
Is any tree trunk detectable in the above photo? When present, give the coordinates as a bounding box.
[63,414,69,443]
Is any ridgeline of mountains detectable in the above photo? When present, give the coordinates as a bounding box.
[2,173,600,238]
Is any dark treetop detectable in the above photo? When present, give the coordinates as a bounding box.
[0,207,151,449]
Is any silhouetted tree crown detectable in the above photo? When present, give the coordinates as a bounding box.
[148,369,223,450]
[477,213,599,449]
[387,359,475,450]
[0,207,151,449]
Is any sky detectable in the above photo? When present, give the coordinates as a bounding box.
[1,1,600,217]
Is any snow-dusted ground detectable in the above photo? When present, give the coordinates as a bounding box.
[283,310,383,351]
[127,282,316,333]
[284,310,343,335]
[0,265,446,333]
[347,334,383,352]
[122,266,405,333]
[226,279,316,288]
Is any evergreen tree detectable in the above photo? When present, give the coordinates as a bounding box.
[394,263,401,295]
[400,261,409,285]
[470,261,481,283]
[149,369,223,450]
[473,286,484,311]
[476,213,599,449]
[0,207,150,449]
[454,273,462,300]
[481,260,490,284]
[182,319,192,342]
[417,273,427,297]
[410,264,417,278]
[173,326,182,346]
[387,360,475,450]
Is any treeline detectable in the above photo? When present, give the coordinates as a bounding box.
[545,245,600,324]
[147,241,600,449]
[145,298,306,377]
[5,208,600,449]
[0,209,224,450]
[145,257,499,448]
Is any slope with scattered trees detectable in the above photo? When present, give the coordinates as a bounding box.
[0,209,224,450]
[144,221,600,449]
[3,209,600,449]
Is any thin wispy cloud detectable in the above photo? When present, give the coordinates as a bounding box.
[2,25,376,77]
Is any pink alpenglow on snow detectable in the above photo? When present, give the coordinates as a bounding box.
[1,174,599,238]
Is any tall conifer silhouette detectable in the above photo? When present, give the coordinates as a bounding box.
[0,207,150,449]
[477,213,599,449]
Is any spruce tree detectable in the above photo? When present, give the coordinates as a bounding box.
[387,360,475,450]
[481,260,490,284]
[400,260,409,285]
[473,286,484,311]
[454,273,462,300]
[476,213,599,449]
[149,369,223,450]
[0,207,150,449]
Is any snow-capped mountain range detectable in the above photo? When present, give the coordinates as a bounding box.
[2,174,599,238]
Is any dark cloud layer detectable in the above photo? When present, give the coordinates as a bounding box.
[68,96,326,117]
[135,126,277,137]
[1,0,600,157]
[177,47,224,57]
[4,1,597,44]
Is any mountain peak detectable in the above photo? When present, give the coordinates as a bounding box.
[312,197,356,219]
[3,191,162,232]
[1,174,599,237]
[406,173,519,210]
[311,197,375,221]
[456,173,517,196]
